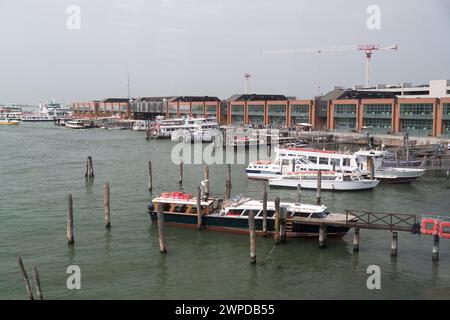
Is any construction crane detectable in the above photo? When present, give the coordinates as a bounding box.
[262,44,398,88]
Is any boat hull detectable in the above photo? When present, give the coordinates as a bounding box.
[375,168,426,183]
[148,211,350,238]
[269,179,379,190]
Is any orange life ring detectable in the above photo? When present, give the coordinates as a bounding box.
[421,218,440,235]
[438,221,450,239]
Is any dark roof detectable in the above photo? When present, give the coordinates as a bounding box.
[227,94,288,102]
[102,98,132,103]
[338,90,397,100]
[134,96,176,102]
[170,96,221,102]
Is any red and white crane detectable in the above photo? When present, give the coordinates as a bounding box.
[263,44,398,88]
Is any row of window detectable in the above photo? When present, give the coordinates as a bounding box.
[334,104,357,115]
[400,104,434,116]
[363,104,392,115]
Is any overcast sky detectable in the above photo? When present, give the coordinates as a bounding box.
[0,0,449,104]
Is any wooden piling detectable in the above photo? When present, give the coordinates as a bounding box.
[227,164,232,189]
[179,161,183,185]
[319,224,327,248]
[225,179,231,200]
[87,156,94,178]
[262,182,268,236]
[204,166,210,198]
[353,228,360,252]
[17,257,34,300]
[196,186,202,230]
[32,266,44,300]
[297,184,301,204]
[67,194,74,245]
[148,161,153,192]
[248,210,256,264]
[367,157,374,180]
[316,170,322,205]
[391,232,398,257]
[280,207,287,244]
[274,197,281,244]
[104,183,111,229]
[432,234,439,261]
[156,202,167,253]
[84,158,89,178]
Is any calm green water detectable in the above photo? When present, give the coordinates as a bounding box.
[1,123,450,300]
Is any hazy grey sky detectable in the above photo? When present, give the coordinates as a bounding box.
[0,0,449,104]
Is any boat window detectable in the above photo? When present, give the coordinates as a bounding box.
[241,210,249,216]
[310,211,327,219]
[319,157,329,165]
[343,175,352,181]
[292,211,310,218]
[343,158,351,166]
[308,156,317,164]
[266,210,275,217]
[254,210,263,217]
[226,209,243,216]
[281,159,290,166]
[331,158,341,166]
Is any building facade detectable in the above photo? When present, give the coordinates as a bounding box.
[226,94,315,127]
[166,96,222,123]
[132,97,175,120]
[73,98,131,118]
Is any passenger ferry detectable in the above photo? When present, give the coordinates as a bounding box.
[269,169,380,191]
[0,105,22,121]
[148,192,355,238]
[65,119,94,129]
[21,102,71,122]
[246,147,425,183]
[152,117,219,139]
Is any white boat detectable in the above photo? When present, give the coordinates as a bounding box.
[269,169,379,191]
[0,105,22,121]
[65,119,93,129]
[132,120,149,131]
[153,117,219,139]
[247,147,425,183]
[0,118,20,125]
[21,101,71,122]
[353,150,426,183]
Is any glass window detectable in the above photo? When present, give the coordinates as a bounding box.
[308,156,317,163]
[319,157,329,165]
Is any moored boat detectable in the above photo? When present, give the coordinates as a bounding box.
[148,192,355,237]
[269,169,379,191]
[0,118,20,125]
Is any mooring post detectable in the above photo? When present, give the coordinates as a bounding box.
[319,224,327,249]
[204,166,210,198]
[179,161,183,185]
[67,194,74,245]
[32,266,44,300]
[196,186,202,230]
[84,158,89,178]
[104,182,111,229]
[146,128,150,140]
[88,156,94,178]
[225,179,231,200]
[227,164,232,189]
[156,202,167,253]
[17,257,34,300]
[274,197,281,244]
[367,157,374,180]
[316,170,322,205]
[391,232,398,257]
[148,161,153,192]
[432,234,439,261]
[280,207,287,244]
[353,228,360,252]
[248,210,256,264]
[297,184,301,204]
[262,182,268,237]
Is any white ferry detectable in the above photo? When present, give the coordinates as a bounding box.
[269,169,380,191]
[246,147,425,183]
[153,117,219,139]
